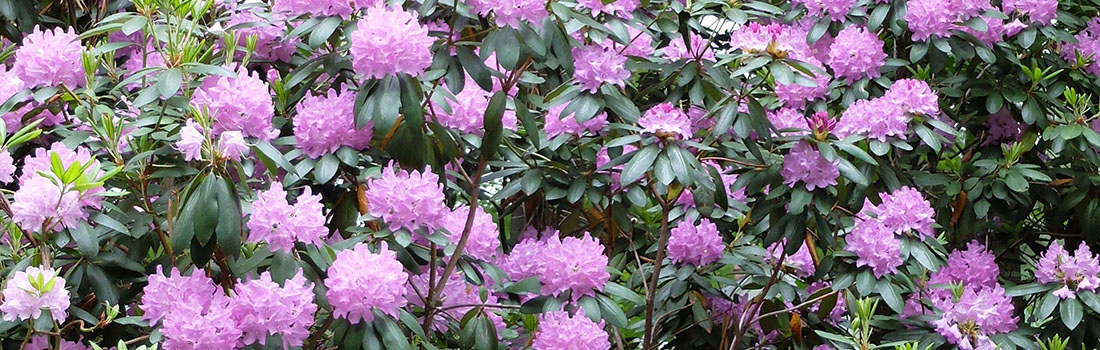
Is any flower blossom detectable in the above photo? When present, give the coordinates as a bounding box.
[985,109,1024,145]
[884,79,940,117]
[365,163,447,232]
[545,103,607,139]
[0,151,14,184]
[827,26,886,80]
[177,119,206,161]
[349,6,434,79]
[160,293,240,350]
[931,285,1016,350]
[639,102,693,139]
[729,22,809,59]
[663,34,715,61]
[845,219,902,278]
[767,238,816,277]
[794,0,857,21]
[1062,18,1100,76]
[776,57,831,108]
[905,0,992,41]
[1036,241,1100,299]
[229,271,318,348]
[438,79,519,135]
[834,98,908,141]
[573,42,631,93]
[467,0,548,28]
[274,0,379,18]
[502,231,609,300]
[860,186,936,238]
[140,267,220,325]
[12,26,85,89]
[192,67,277,140]
[667,219,725,266]
[438,205,502,261]
[575,0,637,17]
[1,266,70,322]
[293,87,373,158]
[325,242,409,324]
[781,141,839,191]
[1002,0,1058,25]
[533,310,610,350]
[247,185,328,253]
[226,8,297,62]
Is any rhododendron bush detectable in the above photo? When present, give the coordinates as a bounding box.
[4,0,1100,348]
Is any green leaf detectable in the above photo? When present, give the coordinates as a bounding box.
[1036,290,1059,321]
[193,177,220,244]
[85,264,119,305]
[309,16,341,47]
[214,177,242,258]
[373,311,412,350]
[603,282,644,305]
[1078,291,1100,314]
[481,91,508,160]
[577,296,602,322]
[1005,282,1052,297]
[596,294,628,328]
[877,281,903,313]
[1061,297,1083,330]
[314,154,340,184]
[72,221,100,258]
[156,69,182,98]
[473,316,499,350]
[120,16,147,35]
[789,188,811,215]
[620,144,659,186]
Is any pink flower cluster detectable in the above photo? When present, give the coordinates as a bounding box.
[729,22,808,59]
[192,68,277,140]
[767,238,816,277]
[985,109,1024,145]
[274,0,379,19]
[931,285,1017,350]
[639,102,693,139]
[1063,19,1100,76]
[767,108,808,136]
[827,26,886,81]
[325,242,409,324]
[408,270,504,333]
[225,8,297,62]
[11,144,102,233]
[573,42,631,93]
[776,57,831,108]
[533,310,610,350]
[545,103,607,139]
[846,219,902,278]
[904,0,992,41]
[1036,241,1100,299]
[1,267,70,322]
[438,205,502,261]
[835,79,938,141]
[176,119,249,161]
[663,34,715,61]
[350,6,434,79]
[438,79,519,135]
[1002,0,1058,25]
[12,26,85,89]
[365,163,447,233]
[781,141,839,191]
[667,218,725,266]
[467,0,548,29]
[793,0,857,21]
[502,231,609,300]
[140,267,318,349]
[293,87,373,158]
[575,0,638,18]
[846,186,934,277]
[247,185,328,253]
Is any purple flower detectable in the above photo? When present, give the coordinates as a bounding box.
[1036,241,1100,299]
[225,8,297,62]
[350,6,434,79]
[533,310,610,350]
[229,270,317,348]
[1003,0,1057,25]
[639,102,693,139]
[845,219,902,278]
[663,33,715,61]
[612,26,655,58]
[438,79,519,135]
[860,186,936,238]
[365,163,448,233]
[217,131,249,161]
[931,285,1016,350]
[905,0,992,41]
[767,108,809,136]
[806,282,846,323]
[827,26,886,80]
[834,98,908,141]
[11,176,87,233]
[767,238,816,277]
[439,205,502,261]
[177,119,206,161]
[0,151,13,184]
[545,103,607,139]
[929,241,1000,294]
[247,185,328,253]
[467,0,548,28]
[781,141,839,191]
[161,293,241,350]
[1,266,70,322]
[575,0,637,17]
[573,42,631,93]
[140,266,220,326]
[293,87,372,158]
[192,67,277,140]
[1062,19,1100,75]
[985,109,1024,145]
[538,232,610,300]
[795,0,857,21]
[729,22,808,59]
[501,237,546,282]
[274,0,379,18]
[26,335,88,350]
[667,218,725,266]
[596,145,637,190]
[776,57,831,108]
[408,270,504,334]
[12,26,85,89]
[325,242,409,324]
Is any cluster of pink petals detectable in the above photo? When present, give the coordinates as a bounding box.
[350,6,434,79]
[845,219,902,278]
[192,68,277,140]
[575,0,637,17]
[141,266,219,325]
[610,26,655,58]
[176,119,249,161]
[274,0,379,18]
[408,270,504,333]
[985,109,1025,145]
[776,57,831,108]
[767,108,808,136]
[1036,241,1100,299]
[1062,19,1100,75]
[12,26,85,89]
[502,231,610,300]
[1002,0,1058,25]
[439,205,502,261]
[663,34,715,61]
[437,80,519,135]
[904,0,992,41]
[931,285,1017,350]
[365,164,447,233]
[467,0,548,29]
[140,267,239,350]
[11,144,102,233]
[26,335,89,350]
[794,0,857,21]
[247,185,328,253]
[860,186,936,238]
[545,103,607,139]
[572,41,631,93]
[807,282,846,323]
[293,87,373,158]
[928,241,1000,294]
[667,218,725,266]
[835,79,937,141]
[325,242,409,324]
[884,79,940,117]
[729,22,809,59]
[533,310,610,350]
[781,141,839,191]
[0,266,70,322]
[229,271,318,348]
[0,151,14,184]
[767,238,816,277]
[827,26,886,81]
[639,102,693,139]
[226,8,297,62]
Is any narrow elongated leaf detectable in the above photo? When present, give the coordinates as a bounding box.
[620,144,659,186]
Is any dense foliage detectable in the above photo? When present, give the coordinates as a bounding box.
[2,0,1100,349]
